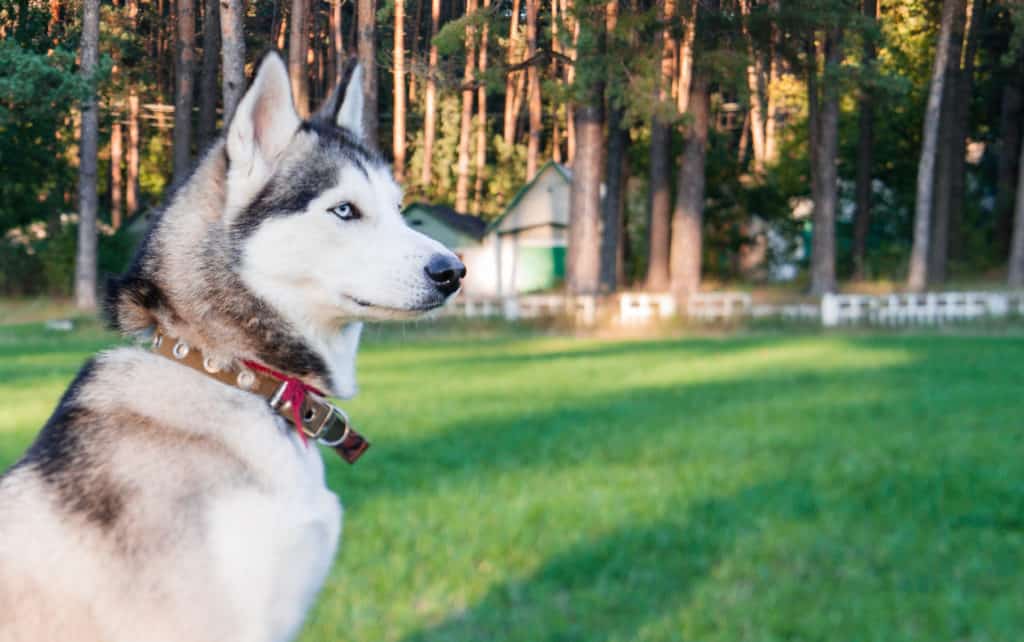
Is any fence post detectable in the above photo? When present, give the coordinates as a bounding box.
[821,293,839,327]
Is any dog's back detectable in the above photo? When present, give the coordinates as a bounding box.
[0,348,342,642]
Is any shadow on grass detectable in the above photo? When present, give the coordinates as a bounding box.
[400,479,818,642]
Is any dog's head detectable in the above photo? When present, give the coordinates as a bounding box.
[107,53,463,397]
[226,54,465,323]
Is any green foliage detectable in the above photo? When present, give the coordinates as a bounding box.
[0,40,93,234]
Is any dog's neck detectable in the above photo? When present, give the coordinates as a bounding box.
[108,141,360,398]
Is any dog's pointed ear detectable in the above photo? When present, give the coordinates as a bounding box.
[226,53,300,171]
[313,58,364,138]
[330,322,363,399]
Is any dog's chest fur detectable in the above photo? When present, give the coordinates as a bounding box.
[0,348,342,642]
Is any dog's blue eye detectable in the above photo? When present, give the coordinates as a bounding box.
[328,202,360,221]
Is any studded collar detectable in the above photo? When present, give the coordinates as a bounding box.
[151,331,369,464]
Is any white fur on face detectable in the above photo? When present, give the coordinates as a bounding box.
[239,163,458,325]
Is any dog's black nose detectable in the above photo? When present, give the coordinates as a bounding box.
[425,254,466,296]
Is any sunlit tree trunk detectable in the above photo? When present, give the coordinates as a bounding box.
[502,0,522,146]
[455,0,478,212]
[173,0,197,184]
[422,0,440,187]
[127,91,141,215]
[289,0,310,116]
[330,0,343,82]
[644,0,676,292]
[808,29,841,296]
[764,5,780,164]
[670,72,710,297]
[525,0,541,178]
[219,0,245,124]
[566,0,604,296]
[111,116,124,229]
[853,0,877,280]
[358,0,378,146]
[76,0,100,310]
[739,0,765,172]
[908,0,963,291]
[473,0,490,213]
[198,0,220,148]
[676,0,695,114]
[393,0,407,181]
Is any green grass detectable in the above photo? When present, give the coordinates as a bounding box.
[1,321,1022,642]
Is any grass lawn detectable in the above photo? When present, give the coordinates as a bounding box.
[0,320,1022,641]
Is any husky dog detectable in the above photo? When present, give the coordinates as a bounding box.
[0,53,464,642]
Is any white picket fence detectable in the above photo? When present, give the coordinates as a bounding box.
[447,291,1024,326]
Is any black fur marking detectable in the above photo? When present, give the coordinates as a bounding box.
[300,119,384,168]
[231,161,338,239]
[8,360,127,529]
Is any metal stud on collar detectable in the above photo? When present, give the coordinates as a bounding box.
[172,341,190,359]
[236,369,255,389]
[203,356,221,373]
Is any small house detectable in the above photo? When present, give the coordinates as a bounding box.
[402,203,488,253]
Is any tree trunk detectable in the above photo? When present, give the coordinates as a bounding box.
[525,0,541,178]
[928,0,967,284]
[600,0,625,293]
[502,0,522,146]
[393,0,407,180]
[947,0,984,263]
[739,0,765,172]
[644,0,675,292]
[408,0,422,102]
[852,0,877,280]
[1009,127,1024,286]
[289,0,310,116]
[566,3,604,296]
[562,0,577,166]
[173,0,197,184]
[198,0,220,148]
[996,78,1023,259]
[76,0,100,310]
[219,0,245,124]
[670,72,710,297]
[421,0,440,188]
[908,0,962,292]
[111,116,124,229]
[473,0,490,213]
[764,11,780,163]
[455,0,477,212]
[676,0,695,114]
[809,29,841,296]
[330,0,343,82]
[127,91,141,215]
[358,0,378,146]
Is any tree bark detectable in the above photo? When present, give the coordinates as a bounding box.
[198,0,221,148]
[809,29,841,296]
[421,0,440,187]
[739,0,765,172]
[473,0,490,213]
[358,0,378,146]
[330,0,343,82]
[947,0,983,263]
[676,0,695,114]
[76,0,100,310]
[219,0,245,124]
[566,4,604,296]
[852,0,877,280]
[928,0,967,284]
[996,78,1023,259]
[600,0,625,293]
[127,91,141,215]
[393,0,407,180]
[670,72,710,297]
[289,0,310,116]
[455,0,477,212]
[173,0,197,184]
[502,0,522,146]
[644,0,676,292]
[1009,127,1024,286]
[908,0,962,292]
[764,8,780,163]
[111,117,124,229]
[525,0,541,178]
